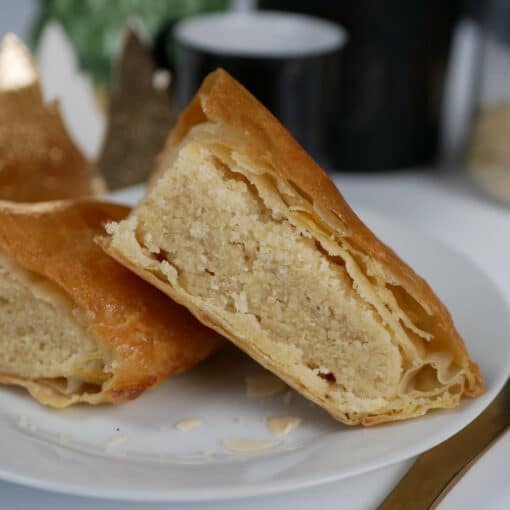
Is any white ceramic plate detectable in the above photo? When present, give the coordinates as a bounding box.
[0,186,509,502]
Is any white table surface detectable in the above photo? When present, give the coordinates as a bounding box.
[1,170,509,509]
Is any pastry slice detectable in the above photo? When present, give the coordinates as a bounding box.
[104,69,483,425]
[0,34,104,201]
[0,200,222,407]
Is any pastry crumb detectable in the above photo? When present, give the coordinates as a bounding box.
[266,416,301,437]
[106,434,128,449]
[175,417,202,431]
[245,374,286,398]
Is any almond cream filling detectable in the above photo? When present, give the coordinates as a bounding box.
[0,252,110,395]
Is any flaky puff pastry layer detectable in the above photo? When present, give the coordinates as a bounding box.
[0,200,223,407]
[0,34,104,202]
[105,69,482,425]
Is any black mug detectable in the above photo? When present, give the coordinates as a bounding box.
[172,11,346,166]
[259,0,466,171]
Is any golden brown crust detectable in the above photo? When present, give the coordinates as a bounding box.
[170,69,482,398]
[0,34,105,202]
[0,200,223,406]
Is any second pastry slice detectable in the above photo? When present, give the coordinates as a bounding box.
[0,200,223,407]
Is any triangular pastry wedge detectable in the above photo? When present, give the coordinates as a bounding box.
[104,69,483,425]
[0,34,104,202]
[0,200,222,407]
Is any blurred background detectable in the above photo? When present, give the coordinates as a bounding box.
[3,0,510,204]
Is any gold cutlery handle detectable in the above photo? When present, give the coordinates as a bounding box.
[378,379,510,510]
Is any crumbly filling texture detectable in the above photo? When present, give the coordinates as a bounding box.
[0,254,107,393]
[133,142,404,400]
